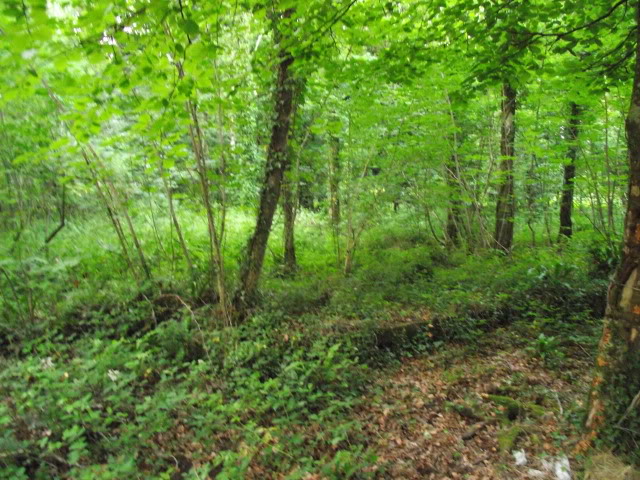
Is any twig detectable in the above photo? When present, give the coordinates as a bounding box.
[44,184,66,244]
[554,392,564,416]
[142,294,157,328]
[617,389,640,427]
[571,340,593,359]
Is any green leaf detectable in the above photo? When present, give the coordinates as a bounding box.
[181,19,200,36]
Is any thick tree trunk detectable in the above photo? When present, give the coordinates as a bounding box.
[233,17,295,314]
[494,82,517,252]
[582,1,640,456]
[559,102,581,239]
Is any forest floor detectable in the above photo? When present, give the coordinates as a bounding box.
[356,324,592,480]
[5,233,629,479]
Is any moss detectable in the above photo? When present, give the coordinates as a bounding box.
[488,394,547,420]
[497,425,524,452]
[448,401,486,422]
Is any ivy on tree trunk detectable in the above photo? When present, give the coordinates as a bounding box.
[233,10,296,316]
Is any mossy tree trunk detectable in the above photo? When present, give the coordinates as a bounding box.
[494,82,517,252]
[233,10,296,315]
[583,1,640,456]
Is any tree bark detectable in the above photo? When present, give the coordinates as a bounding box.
[446,155,463,247]
[582,0,640,455]
[329,135,341,227]
[282,166,297,275]
[559,102,581,239]
[494,82,517,252]
[188,100,229,321]
[233,12,295,314]
[329,134,342,262]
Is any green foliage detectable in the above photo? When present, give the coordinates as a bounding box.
[0,313,376,479]
[1,0,637,471]
[0,210,613,476]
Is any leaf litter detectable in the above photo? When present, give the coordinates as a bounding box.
[356,326,593,479]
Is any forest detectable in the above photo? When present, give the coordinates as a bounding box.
[1,0,640,478]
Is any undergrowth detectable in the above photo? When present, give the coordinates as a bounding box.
[0,212,616,477]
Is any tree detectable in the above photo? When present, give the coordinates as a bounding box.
[583,0,640,455]
[282,161,298,276]
[328,132,341,261]
[494,82,517,251]
[559,102,582,239]
[233,8,297,314]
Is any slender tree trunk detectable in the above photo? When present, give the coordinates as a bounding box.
[604,94,617,237]
[329,134,342,262]
[582,1,640,455]
[282,166,297,275]
[559,102,581,239]
[162,173,195,281]
[80,150,138,278]
[188,101,229,322]
[444,99,464,247]
[281,88,304,277]
[585,142,611,242]
[153,138,196,282]
[525,153,537,247]
[344,233,356,276]
[446,155,463,246]
[233,12,295,314]
[101,172,151,281]
[42,82,140,279]
[86,145,151,281]
[329,135,341,227]
[494,82,517,252]
[426,207,447,246]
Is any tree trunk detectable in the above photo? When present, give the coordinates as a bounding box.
[446,155,463,247]
[494,82,517,252]
[188,100,229,321]
[329,136,341,226]
[582,1,640,456]
[282,166,297,275]
[559,102,581,239]
[233,13,295,314]
[116,187,151,281]
[162,173,195,282]
[329,134,341,262]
